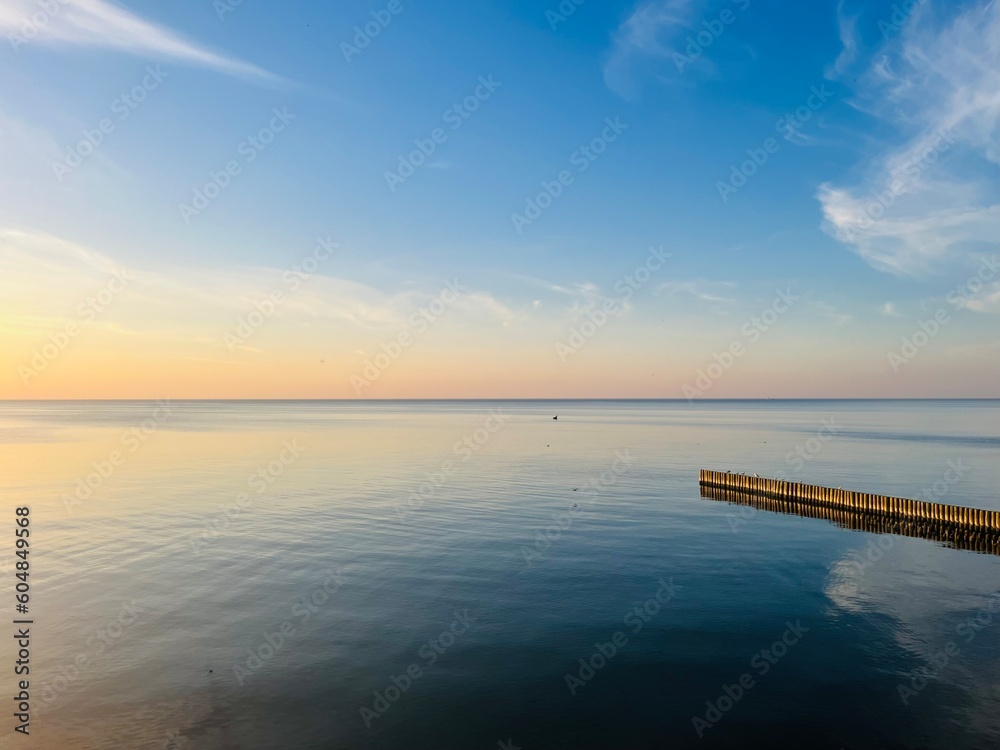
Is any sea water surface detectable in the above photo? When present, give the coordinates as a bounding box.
[2,399,999,749]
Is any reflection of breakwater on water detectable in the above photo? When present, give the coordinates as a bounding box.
[700,485,1000,557]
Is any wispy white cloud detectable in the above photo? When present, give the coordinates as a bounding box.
[817,0,1000,278]
[825,0,859,80]
[453,292,519,327]
[534,280,635,329]
[657,279,737,304]
[505,273,587,297]
[964,281,1000,314]
[602,0,696,98]
[814,300,853,326]
[0,0,275,82]
[880,301,900,316]
[502,273,639,328]
[0,226,516,342]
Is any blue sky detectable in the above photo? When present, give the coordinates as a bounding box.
[0,0,997,398]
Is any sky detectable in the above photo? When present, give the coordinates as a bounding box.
[0,0,997,399]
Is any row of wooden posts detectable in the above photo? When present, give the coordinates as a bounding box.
[699,470,1000,531]
[700,485,1000,556]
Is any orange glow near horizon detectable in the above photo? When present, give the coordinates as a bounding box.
[4,340,999,400]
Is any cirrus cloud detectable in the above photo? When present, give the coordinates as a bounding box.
[817,0,1000,279]
[1,0,276,82]
[602,0,697,98]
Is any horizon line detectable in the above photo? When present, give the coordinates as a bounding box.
[2,397,999,403]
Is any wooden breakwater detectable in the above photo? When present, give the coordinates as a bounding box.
[699,470,1000,531]
[701,485,1000,557]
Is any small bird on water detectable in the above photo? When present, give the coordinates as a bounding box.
[553,416,558,420]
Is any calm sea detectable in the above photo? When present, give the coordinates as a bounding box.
[2,400,999,749]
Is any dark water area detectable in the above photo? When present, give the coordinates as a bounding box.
[3,400,999,749]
